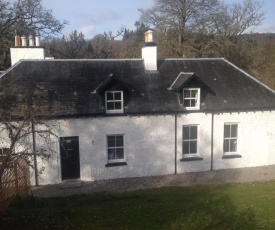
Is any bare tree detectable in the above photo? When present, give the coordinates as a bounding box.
[0,0,67,69]
[0,73,58,186]
[138,0,220,44]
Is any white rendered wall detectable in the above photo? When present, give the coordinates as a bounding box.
[213,111,275,170]
[35,115,175,185]
[10,47,45,66]
[31,110,275,185]
[176,113,212,173]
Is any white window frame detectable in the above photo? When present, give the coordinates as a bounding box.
[182,125,199,157]
[223,123,239,155]
[183,88,200,110]
[107,134,125,163]
[105,91,124,114]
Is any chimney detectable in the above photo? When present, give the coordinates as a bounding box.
[142,30,157,71]
[10,32,45,66]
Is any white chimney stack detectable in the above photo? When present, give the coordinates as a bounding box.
[10,32,45,66]
[142,30,157,71]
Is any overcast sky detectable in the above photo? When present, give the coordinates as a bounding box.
[42,0,275,39]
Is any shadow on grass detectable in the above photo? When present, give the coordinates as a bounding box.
[0,185,261,230]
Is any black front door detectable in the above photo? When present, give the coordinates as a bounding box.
[60,136,80,180]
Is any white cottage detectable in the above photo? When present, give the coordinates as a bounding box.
[1,31,275,185]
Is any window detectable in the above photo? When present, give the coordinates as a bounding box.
[182,125,198,155]
[183,88,200,110]
[105,91,124,113]
[224,123,238,154]
[107,135,125,162]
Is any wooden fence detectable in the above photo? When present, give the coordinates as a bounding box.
[0,159,30,214]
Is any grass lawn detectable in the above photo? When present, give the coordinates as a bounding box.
[1,181,275,230]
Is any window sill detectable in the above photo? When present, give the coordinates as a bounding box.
[105,162,127,167]
[222,154,242,159]
[106,110,124,114]
[180,156,203,162]
[183,107,200,111]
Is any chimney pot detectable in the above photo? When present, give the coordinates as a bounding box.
[35,35,40,46]
[21,35,27,47]
[15,35,20,47]
[29,35,34,46]
[145,30,154,43]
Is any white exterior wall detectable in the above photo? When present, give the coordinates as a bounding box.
[213,111,275,169]
[36,115,175,185]
[176,113,212,173]
[10,47,45,66]
[31,110,275,185]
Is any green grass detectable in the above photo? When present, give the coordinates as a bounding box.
[2,181,275,229]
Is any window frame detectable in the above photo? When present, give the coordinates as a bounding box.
[106,134,126,163]
[105,91,124,114]
[223,123,239,155]
[182,125,199,157]
[183,88,200,110]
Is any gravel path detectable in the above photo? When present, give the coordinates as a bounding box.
[31,165,275,198]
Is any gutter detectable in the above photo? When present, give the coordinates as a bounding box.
[175,112,177,174]
[32,121,39,186]
[211,112,214,171]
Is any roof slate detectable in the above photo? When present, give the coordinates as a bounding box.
[1,58,275,117]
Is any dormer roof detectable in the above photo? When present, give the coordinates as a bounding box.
[92,74,134,94]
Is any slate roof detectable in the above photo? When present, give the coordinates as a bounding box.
[0,58,275,117]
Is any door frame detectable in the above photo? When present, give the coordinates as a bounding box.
[59,136,80,181]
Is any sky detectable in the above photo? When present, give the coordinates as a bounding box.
[42,0,275,39]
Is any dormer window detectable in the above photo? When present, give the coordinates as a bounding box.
[105,91,124,113]
[183,88,200,110]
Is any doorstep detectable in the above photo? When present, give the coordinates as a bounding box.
[58,179,82,189]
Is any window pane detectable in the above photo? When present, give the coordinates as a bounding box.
[190,126,197,139]
[106,92,113,100]
[190,99,196,107]
[184,99,191,107]
[231,124,238,138]
[183,141,189,154]
[224,139,229,152]
[116,148,124,159]
[183,126,190,140]
[116,136,124,147]
[107,102,114,110]
[114,102,122,109]
[108,148,115,159]
[190,141,197,154]
[230,139,237,152]
[108,136,116,147]
[224,125,230,138]
[184,90,190,98]
[114,92,121,100]
[191,90,198,98]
